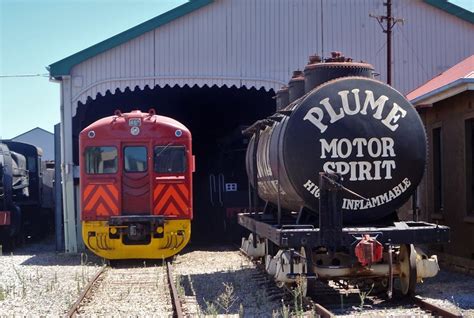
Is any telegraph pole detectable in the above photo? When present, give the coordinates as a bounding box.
[370,0,404,85]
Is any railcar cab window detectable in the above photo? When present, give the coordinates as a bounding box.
[85,147,118,174]
[154,146,186,173]
[27,156,37,173]
[124,146,147,172]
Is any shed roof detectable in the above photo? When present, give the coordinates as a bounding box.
[12,127,54,139]
[48,0,473,78]
[48,0,213,78]
[407,55,474,106]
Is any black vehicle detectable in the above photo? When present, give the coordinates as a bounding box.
[239,52,450,297]
[0,141,54,249]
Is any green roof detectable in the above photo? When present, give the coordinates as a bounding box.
[48,0,214,77]
[48,0,472,78]
[425,0,474,24]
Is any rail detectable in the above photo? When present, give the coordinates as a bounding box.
[312,303,335,317]
[412,295,463,318]
[66,265,107,318]
[167,260,184,318]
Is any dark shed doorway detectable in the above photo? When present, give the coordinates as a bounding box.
[73,85,275,243]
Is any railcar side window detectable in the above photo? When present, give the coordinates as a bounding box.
[124,146,148,172]
[154,146,186,173]
[85,147,118,174]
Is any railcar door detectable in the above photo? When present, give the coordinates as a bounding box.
[152,145,190,218]
[122,144,150,215]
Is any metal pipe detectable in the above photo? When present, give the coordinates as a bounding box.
[252,131,260,216]
[387,0,392,85]
[388,244,393,299]
[313,263,400,279]
[54,124,64,251]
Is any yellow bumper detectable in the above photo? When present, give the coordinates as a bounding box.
[82,219,191,260]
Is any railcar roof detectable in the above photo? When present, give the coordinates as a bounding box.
[82,110,190,133]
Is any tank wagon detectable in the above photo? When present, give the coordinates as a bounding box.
[0,141,54,248]
[79,109,194,259]
[239,52,450,296]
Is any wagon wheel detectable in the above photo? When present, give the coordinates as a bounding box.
[298,246,316,297]
[399,244,417,296]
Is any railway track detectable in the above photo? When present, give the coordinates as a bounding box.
[239,248,463,317]
[305,281,464,317]
[66,261,183,317]
[310,292,463,317]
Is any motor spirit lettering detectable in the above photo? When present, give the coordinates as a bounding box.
[342,178,411,210]
[320,137,396,181]
[303,89,407,133]
[302,177,412,209]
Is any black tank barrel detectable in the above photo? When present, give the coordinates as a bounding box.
[247,63,426,224]
[304,52,374,93]
[288,70,305,103]
[275,86,289,111]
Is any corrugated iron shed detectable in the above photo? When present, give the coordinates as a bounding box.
[49,0,474,252]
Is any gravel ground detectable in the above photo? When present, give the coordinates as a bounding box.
[173,247,283,317]
[77,265,173,316]
[0,237,102,316]
[1,240,473,317]
[417,269,474,316]
[326,268,474,317]
[173,247,474,317]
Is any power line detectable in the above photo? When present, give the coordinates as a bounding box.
[396,24,430,79]
[370,0,404,85]
[0,73,49,78]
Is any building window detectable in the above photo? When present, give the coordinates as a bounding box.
[124,146,148,172]
[466,119,474,216]
[154,146,186,173]
[85,147,117,174]
[433,127,443,214]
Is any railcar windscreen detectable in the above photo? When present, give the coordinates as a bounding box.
[123,146,148,172]
[85,146,117,174]
[154,146,186,173]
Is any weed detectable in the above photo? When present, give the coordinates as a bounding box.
[357,283,374,309]
[12,266,27,298]
[238,303,244,317]
[281,299,290,318]
[255,289,266,309]
[203,298,219,317]
[175,274,185,297]
[0,285,5,301]
[80,252,88,266]
[215,282,238,314]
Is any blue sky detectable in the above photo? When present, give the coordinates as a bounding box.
[0,0,472,139]
[0,0,187,139]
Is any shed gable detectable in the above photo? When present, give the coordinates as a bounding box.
[54,0,474,114]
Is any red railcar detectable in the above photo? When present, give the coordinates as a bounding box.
[79,109,193,259]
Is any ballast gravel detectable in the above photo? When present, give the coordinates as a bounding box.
[77,265,173,317]
[0,240,473,317]
[172,247,283,316]
[0,238,102,317]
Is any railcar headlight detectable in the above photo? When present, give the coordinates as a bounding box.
[130,126,140,135]
[156,226,164,234]
[109,227,117,235]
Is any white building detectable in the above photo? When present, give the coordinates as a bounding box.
[48,0,474,252]
[12,127,55,161]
